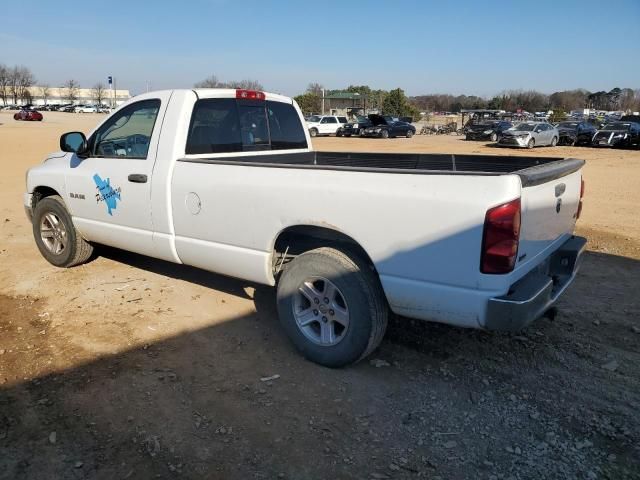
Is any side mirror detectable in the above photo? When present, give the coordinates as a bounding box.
[60,131,88,155]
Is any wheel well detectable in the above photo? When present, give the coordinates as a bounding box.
[272,225,376,278]
[32,186,60,209]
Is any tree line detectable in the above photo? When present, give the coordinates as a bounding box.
[411,88,640,114]
[294,84,421,120]
[0,64,35,105]
[194,74,263,90]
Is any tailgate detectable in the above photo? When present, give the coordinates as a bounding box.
[516,167,583,274]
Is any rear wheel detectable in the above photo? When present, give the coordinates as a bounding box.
[309,128,318,138]
[276,247,388,367]
[527,138,535,149]
[32,195,93,268]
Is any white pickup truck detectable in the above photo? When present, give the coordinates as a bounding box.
[24,89,586,367]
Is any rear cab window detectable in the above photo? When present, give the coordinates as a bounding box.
[186,97,307,154]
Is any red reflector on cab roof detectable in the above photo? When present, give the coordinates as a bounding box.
[236,89,265,101]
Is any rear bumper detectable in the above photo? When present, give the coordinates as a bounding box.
[485,236,587,331]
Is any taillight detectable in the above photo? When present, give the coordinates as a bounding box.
[236,89,265,101]
[576,177,584,219]
[481,198,521,274]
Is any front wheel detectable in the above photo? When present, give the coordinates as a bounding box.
[380,130,389,139]
[336,130,343,137]
[309,128,318,138]
[406,129,414,138]
[276,247,388,367]
[32,195,94,268]
[490,132,498,142]
[550,136,558,147]
[527,138,535,149]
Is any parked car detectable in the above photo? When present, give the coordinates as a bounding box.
[361,114,416,138]
[75,104,98,113]
[497,122,559,148]
[465,120,513,142]
[620,115,640,123]
[306,115,348,137]
[14,108,43,121]
[556,121,598,146]
[25,88,586,368]
[336,116,373,137]
[591,121,640,148]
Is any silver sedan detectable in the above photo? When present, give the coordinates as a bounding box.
[497,122,559,148]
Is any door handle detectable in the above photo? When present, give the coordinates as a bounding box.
[128,174,147,183]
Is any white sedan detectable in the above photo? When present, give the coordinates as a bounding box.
[74,105,98,113]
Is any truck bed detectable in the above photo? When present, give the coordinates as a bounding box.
[181,152,585,187]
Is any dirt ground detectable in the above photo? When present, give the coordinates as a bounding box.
[0,111,639,480]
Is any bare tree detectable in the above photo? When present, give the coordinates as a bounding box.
[92,82,106,105]
[194,75,222,88]
[9,66,20,104]
[17,66,35,103]
[225,79,264,90]
[307,83,324,96]
[64,79,80,103]
[0,64,9,106]
[39,84,50,105]
[195,75,263,90]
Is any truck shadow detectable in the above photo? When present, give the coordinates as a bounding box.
[1,249,638,478]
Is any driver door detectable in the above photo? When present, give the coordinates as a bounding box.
[65,93,171,254]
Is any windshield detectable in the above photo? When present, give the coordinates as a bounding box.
[354,116,368,123]
[306,116,321,123]
[602,123,631,131]
[512,123,535,131]
[558,122,578,129]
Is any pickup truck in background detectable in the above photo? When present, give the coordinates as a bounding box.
[24,88,587,367]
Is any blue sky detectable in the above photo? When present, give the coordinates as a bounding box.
[1,0,638,97]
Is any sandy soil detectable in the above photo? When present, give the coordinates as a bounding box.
[0,111,639,479]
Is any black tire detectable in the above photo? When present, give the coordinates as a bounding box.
[309,128,318,138]
[527,138,535,149]
[550,136,558,147]
[406,129,414,138]
[32,195,93,268]
[276,247,388,368]
[336,130,343,137]
[490,132,498,142]
[380,130,389,139]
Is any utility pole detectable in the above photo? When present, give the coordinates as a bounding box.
[321,88,325,115]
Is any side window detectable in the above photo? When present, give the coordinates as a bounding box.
[320,117,329,124]
[325,117,337,124]
[267,101,308,150]
[337,117,348,123]
[92,99,160,158]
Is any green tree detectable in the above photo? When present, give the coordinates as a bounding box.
[294,92,321,114]
[383,88,420,120]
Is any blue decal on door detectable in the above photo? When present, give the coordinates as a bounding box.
[93,174,121,215]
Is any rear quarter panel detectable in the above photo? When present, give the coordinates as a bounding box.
[170,163,523,326]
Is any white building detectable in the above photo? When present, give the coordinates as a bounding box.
[4,85,131,106]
